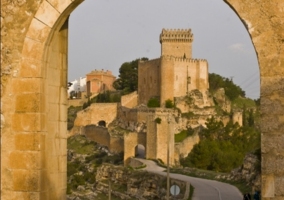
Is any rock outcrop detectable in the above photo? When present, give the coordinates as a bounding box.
[229,153,261,192]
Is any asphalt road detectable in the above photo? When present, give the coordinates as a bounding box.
[136,158,243,200]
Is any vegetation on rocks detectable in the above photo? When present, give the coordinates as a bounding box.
[209,73,245,101]
[67,135,123,199]
[82,91,121,109]
[67,106,82,130]
[175,128,194,143]
[113,57,149,94]
[181,117,260,173]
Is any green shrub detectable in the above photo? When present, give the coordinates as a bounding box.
[175,128,194,143]
[181,117,260,173]
[73,174,85,186]
[181,112,195,119]
[155,117,162,124]
[95,158,103,165]
[67,106,82,130]
[66,183,72,194]
[67,160,80,176]
[84,171,96,184]
[165,99,174,108]
[147,98,160,108]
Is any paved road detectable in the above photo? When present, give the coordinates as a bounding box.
[136,158,243,200]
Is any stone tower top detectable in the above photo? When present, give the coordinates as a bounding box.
[160,29,193,43]
[160,29,194,58]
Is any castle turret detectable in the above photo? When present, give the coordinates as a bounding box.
[160,29,193,58]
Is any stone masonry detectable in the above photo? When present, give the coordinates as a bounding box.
[1,0,284,199]
[138,29,209,107]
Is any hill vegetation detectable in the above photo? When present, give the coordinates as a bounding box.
[67,135,123,199]
[113,57,148,95]
[179,74,261,173]
[209,73,245,101]
[180,117,260,172]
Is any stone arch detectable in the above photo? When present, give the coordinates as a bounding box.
[1,0,284,199]
[135,144,146,158]
[98,120,106,127]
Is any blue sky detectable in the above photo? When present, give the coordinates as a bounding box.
[68,0,260,99]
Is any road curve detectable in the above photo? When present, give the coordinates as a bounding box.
[136,158,243,200]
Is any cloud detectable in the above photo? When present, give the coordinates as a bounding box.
[229,43,245,52]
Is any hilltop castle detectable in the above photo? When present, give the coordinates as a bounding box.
[138,29,209,107]
[71,29,242,166]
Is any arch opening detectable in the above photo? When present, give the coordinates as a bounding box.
[135,144,146,159]
[6,0,282,199]
[98,120,106,127]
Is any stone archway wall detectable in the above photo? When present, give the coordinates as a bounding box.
[1,0,284,199]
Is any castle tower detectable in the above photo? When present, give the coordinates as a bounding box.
[160,29,193,58]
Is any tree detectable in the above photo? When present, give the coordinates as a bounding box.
[209,73,245,101]
[181,117,260,172]
[113,57,148,94]
[248,109,255,127]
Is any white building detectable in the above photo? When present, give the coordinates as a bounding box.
[68,77,86,97]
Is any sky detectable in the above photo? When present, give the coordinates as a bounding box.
[68,0,260,99]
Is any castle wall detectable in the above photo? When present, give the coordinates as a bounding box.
[187,60,198,91]
[121,91,138,108]
[84,125,110,148]
[124,132,139,165]
[84,125,124,153]
[175,133,200,160]
[109,137,124,153]
[124,131,147,166]
[160,57,175,106]
[74,103,118,127]
[117,107,138,123]
[155,115,175,166]
[173,60,188,98]
[145,112,175,166]
[197,60,209,91]
[146,115,157,159]
[138,59,161,105]
[68,97,87,107]
[161,41,192,58]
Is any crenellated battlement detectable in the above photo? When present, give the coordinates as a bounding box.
[160,28,193,43]
[161,55,207,63]
[87,69,114,76]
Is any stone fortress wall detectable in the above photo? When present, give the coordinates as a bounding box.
[120,91,138,108]
[1,0,284,199]
[74,103,118,127]
[138,29,209,107]
[138,58,161,105]
[175,132,200,162]
[83,125,124,153]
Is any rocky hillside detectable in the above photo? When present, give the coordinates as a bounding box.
[67,135,123,199]
[228,152,261,192]
[67,135,189,200]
